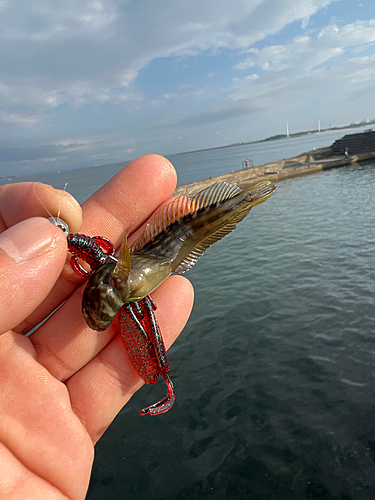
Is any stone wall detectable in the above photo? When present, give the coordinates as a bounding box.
[332,130,375,155]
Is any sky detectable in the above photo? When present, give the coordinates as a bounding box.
[1,0,375,176]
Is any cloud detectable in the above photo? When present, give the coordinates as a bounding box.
[0,0,374,176]
[0,0,336,100]
[229,18,375,108]
[169,103,259,129]
[1,0,118,42]
[234,20,375,76]
[0,145,60,162]
[0,111,40,127]
[0,1,337,127]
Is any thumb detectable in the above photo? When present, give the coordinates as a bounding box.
[0,217,68,335]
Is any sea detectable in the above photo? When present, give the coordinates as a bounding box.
[3,128,375,499]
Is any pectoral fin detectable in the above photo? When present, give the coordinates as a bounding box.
[111,236,131,296]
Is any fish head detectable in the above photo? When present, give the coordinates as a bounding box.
[82,261,127,330]
[82,235,132,331]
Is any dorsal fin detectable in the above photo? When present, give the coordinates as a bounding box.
[131,182,242,253]
[130,194,197,253]
[191,182,242,209]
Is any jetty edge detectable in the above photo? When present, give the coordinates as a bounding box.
[173,129,375,196]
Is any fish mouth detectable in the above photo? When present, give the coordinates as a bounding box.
[246,180,276,206]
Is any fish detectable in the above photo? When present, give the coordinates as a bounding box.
[82,180,276,331]
[67,180,275,415]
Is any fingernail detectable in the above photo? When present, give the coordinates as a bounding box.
[0,218,56,262]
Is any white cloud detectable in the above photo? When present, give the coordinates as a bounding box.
[233,18,375,78]
[0,111,39,127]
[0,0,374,176]
[0,0,337,95]
[1,0,118,41]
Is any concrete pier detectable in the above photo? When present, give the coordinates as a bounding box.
[173,131,375,196]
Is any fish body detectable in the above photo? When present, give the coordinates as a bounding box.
[78,180,275,415]
[82,180,276,330]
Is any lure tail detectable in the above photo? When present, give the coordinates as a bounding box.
[139,374,175,416]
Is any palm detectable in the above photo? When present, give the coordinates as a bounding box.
[0,155,193,499]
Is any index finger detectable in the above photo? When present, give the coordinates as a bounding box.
[15,154,178,334]
[81,154,178,247]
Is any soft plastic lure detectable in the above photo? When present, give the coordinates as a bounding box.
[60,180,276,415]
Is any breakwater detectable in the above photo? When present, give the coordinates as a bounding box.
[174,131,375,196]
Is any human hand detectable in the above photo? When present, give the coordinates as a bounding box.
[0,155,194,499]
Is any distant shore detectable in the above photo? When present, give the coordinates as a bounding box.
[174,122,375,157]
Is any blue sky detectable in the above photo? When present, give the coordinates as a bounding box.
[1,0,375,176]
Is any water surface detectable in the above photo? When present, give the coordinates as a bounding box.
[2,134,375,499]
[87,163,375,499]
